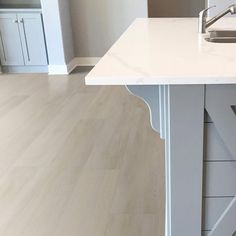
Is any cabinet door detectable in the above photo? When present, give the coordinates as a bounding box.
[0,13,24,66]
[18,13,48,66]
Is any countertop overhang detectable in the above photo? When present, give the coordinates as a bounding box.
[86,18,236,85]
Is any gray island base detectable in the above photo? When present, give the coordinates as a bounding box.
[126,84,236,236]
[85,18,236,236]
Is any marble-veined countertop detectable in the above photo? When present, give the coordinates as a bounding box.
[86,18,236,85]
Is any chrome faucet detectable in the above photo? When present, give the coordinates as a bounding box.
[199,4,236,33]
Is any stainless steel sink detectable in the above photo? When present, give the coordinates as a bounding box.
[205,30,236,43]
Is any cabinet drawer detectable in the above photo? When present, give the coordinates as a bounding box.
[204,162,236,197]
[202,197,233,231]
[204,123,235,161]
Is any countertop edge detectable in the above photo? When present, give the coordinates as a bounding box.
[85,75,236,85]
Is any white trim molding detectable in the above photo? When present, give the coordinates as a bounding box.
[75,57,101,66]
[48,64,68,75]
[48,57,101,75]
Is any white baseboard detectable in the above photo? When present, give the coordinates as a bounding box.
[75,57,101,66]
[48,65,68,75]
[67,58,79,74]
[48,57,101,75]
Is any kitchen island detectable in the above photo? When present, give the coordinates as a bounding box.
[86,18,236,236]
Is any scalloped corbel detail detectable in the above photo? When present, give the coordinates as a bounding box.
[126,85,160,134]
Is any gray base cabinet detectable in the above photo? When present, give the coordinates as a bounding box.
[126,84,236,236]
[0,12,47,66]
[0,13,24,65]
[18,13,48,66]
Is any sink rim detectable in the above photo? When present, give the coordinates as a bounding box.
[205,29,236,43]
[205,37,236,43]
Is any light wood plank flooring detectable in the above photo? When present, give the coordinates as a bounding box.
[0,68,165,236]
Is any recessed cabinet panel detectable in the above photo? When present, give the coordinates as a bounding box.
[204,123,235,161]
[204,162,236,197]
[202,197,233,231]
[18,13,47,66]
[0,13,24,66]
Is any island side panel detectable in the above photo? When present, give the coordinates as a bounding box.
[166,85,205,236]
[203,85,236,236]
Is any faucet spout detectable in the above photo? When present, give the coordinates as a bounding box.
[199,4,236,34]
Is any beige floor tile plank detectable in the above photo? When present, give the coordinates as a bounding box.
[53,169,119,236]
[0,69,164,236]
[110,105,165,215]
[105,214,159,236]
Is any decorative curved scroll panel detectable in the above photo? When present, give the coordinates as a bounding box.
[205,85,236,236]
[126,85,160,134]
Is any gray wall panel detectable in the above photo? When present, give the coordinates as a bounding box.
[148,0,205,17]
[69,0,148,57]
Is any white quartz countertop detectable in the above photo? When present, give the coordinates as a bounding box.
[86,18,236,85]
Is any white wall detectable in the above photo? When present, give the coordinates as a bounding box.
[69,0,148,57]
[41,0,74,66]
[41,0,65,65]
[58,0,74,64]
[208,0,236,16]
